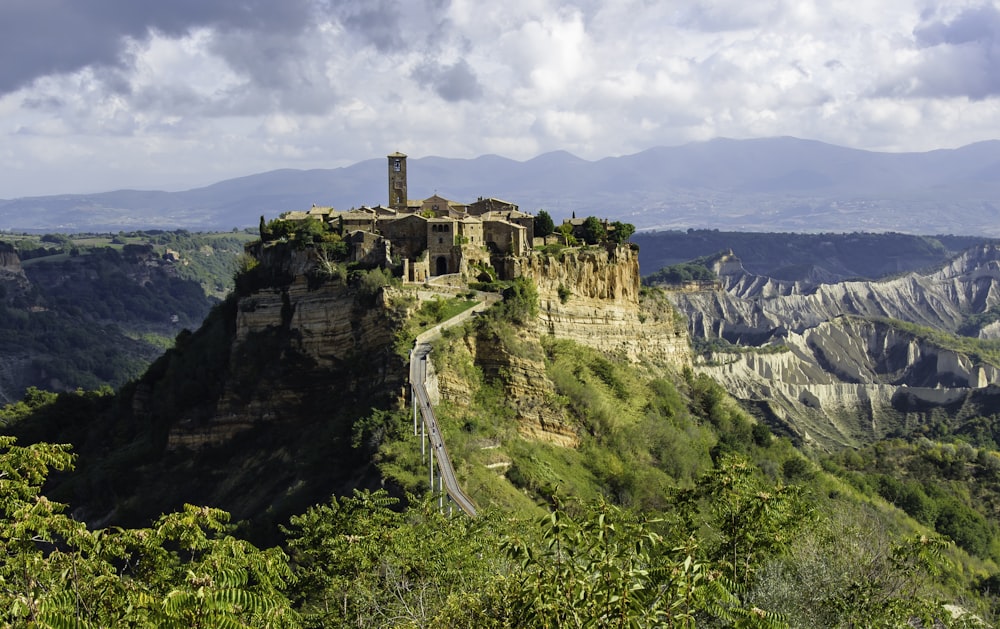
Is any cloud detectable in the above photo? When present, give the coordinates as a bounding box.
[411,59,484,102]
[0,0,317,95]
[334,0,406,53]
[3,0,1000,198]
[900,3,1000,99]
[915,3,1000,47]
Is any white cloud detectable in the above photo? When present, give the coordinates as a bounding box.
[0,0,999,198]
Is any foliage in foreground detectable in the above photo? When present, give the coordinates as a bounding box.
[0,436,296,628]
[1,433,975,629]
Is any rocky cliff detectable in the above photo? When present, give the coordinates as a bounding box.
[699,316,997,449]
[160,247,407,450]
[429,329,580,448]
[671,246,1000,342]
[667,245,1000,450]
[518,245,691,369]
[417,244,693,448]
[0,242,29,305]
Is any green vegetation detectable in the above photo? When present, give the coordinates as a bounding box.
[644,260,718,285]
[874,316,1000,367]
[581,216,605,245]
[959,305,1000,337]
[556,222,579,246]
[634,230,989,283]
[394,294,479,356]
[0,230,255,393]
[824,437,1000,561]
[556,283,571,303]
[0,437,297,628]
[1,432,971,628]
[692,336,789,360]
[10,229,255,298]
[534,209,555,238]
[5,230,1000,626]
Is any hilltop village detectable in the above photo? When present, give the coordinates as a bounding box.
[273,152,629,282]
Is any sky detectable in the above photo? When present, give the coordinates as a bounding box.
[1,0,999,198]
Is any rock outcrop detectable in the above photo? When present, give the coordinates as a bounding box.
[164,247,406,450]
[700,317,996,449]
[519,245,691,369]
[667,245,1000,450]
[0,242,29,305]
[431,331,579,448]
[669,247,1000,343]
[162,242,692,451]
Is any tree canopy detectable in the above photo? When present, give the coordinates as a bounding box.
[534,210,555,238]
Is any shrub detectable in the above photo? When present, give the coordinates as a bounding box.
[557,283,571,304]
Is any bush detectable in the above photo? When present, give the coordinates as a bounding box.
[557,284,571,304]
[352,267,394,305]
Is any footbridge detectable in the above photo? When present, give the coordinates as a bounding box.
[407,286,499,517]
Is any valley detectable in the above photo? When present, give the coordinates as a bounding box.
[0,230,253,402]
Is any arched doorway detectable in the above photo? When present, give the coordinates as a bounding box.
[435,256,449,276]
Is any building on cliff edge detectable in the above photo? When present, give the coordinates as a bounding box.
[280,152,538,282]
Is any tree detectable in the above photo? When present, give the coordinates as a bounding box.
[581,216,606,245]
[674,455,813,588]
[534,210,555,238]
[557,222,578,246]
[0,436,297,628]
[750,506,953,628]
[284,489,509,627]
[609,221,635,244]
[503,498,778,628]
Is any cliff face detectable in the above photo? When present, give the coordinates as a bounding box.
[430,330,580,448]
[668,245,1000,450]
[518,245,691,368]
[159,243,692,453]
[0,243,29,305]
[699,317,997,449]
[161,248,407,450]
[421,244,692,447]
[671,247,1000,342]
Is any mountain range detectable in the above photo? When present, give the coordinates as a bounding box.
[2,136,1000,235]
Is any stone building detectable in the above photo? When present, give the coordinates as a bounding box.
[280,151,537,282]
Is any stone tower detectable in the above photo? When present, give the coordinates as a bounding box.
[388,152,407,211]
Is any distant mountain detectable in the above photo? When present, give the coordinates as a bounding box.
[3,137,1000,234]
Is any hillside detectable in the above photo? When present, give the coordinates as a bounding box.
[0,231,252,402]
[5,224,1000,625]
[633,230,995,281]
[4,138,1000,234]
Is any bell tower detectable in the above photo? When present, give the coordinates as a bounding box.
[388,152,407,211]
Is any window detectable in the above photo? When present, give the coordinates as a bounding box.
[394,159,401,172]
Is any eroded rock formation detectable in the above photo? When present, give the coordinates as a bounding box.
[520,245,691,369]
[666,245,1000,450]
